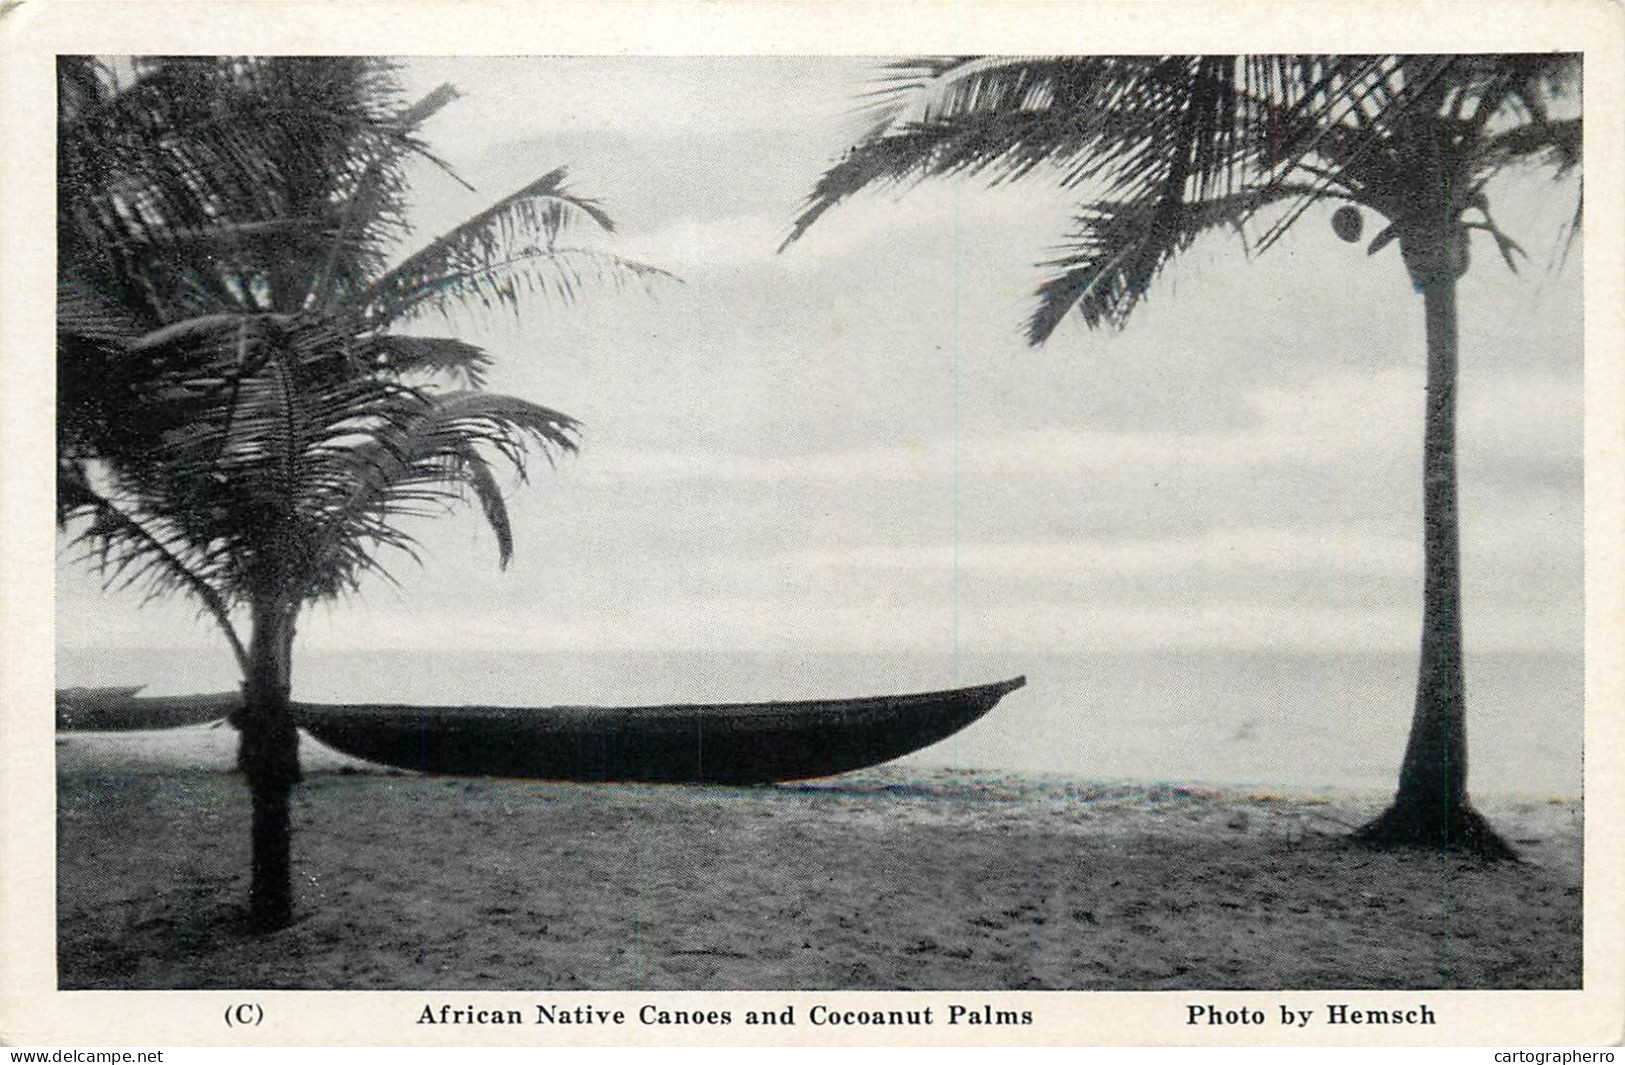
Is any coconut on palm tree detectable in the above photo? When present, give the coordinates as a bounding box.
[57,56,671,928]
[784,55,1581,855]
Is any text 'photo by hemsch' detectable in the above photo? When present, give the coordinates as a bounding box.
[55,54,1583,993]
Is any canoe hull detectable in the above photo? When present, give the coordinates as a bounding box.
[55,688,233,731]
[298,676,1025,784]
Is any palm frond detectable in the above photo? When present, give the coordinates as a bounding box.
[1027,184,1328,342]
[304,390,580,584]
[128,312,296,354]
[382,247,678,324]
[361,335,494,389]
[62,58,412,247]
[58,273,150,345]
[58,464,249,669]
[783,55,1394,253]
[1471,117,1582,179]
[360,168,641,322]
[452,439,516,566]
[302,82,471,309]
[783,57,1195,250]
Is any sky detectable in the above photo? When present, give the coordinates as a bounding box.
[56,57,1585,685]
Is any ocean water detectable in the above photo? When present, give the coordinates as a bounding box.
[55,646,1583,798]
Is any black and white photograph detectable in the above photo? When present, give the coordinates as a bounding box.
[3,0,1623,1049]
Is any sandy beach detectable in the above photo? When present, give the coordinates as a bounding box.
[56,727,1582,991]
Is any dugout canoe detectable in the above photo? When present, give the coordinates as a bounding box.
[55,687,236,731]
[297,675,1026,784]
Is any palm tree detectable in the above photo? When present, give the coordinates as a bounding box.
[57,56,670,928]
[784,55,1581,856]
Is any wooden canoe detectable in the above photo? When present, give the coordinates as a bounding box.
[56,686,235,731]
[297,676,1026,784]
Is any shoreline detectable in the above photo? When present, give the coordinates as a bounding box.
[54,724,1584,804]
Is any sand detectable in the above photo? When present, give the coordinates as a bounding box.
[55,727,1582,990]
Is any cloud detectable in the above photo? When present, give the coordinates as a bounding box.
[563,365,1507,484]
[557,355,1581,561]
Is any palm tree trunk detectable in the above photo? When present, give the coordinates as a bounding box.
[1354,256,1513,857]
[238,598,302,928]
